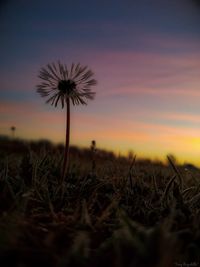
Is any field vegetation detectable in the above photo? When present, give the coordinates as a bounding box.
[0,136,200,266]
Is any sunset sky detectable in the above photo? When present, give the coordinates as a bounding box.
[1,0,200,165]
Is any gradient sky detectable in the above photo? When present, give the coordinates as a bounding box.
[1,0,200,165]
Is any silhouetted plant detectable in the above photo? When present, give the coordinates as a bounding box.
[37,62,97,183]
[91,140,97,172]
[10,126,16,138]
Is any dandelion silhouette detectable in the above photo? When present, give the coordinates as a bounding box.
[91,140,97,172]
[10,126,16,138]
[91,140,96,152]
[37,61,97,183]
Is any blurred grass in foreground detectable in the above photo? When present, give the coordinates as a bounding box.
[0,136,200,266]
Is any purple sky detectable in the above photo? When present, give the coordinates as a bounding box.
[0,0,200,164]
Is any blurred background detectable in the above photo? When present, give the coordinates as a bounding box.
[0,0,200,165]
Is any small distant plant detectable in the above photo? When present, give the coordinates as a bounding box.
[37,62,97,183]
[91,140,97,172]
[10,126,16,138]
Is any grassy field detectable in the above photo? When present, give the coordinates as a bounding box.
[0,136,200,267]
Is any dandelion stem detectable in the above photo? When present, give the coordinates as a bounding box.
[61,98,70,183]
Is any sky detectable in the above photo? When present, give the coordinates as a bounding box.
[0,0,200,165]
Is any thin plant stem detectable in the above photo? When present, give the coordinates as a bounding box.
[61,98,70,183]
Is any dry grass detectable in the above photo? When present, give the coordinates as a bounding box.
[0,137,200,266]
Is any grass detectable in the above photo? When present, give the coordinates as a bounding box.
[0,136,200,266]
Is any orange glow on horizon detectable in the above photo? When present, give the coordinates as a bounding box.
[1,100,200,166]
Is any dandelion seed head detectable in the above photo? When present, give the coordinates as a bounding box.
[36,61,97,108]
[58,79,76,94]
